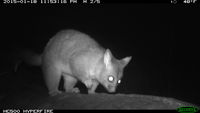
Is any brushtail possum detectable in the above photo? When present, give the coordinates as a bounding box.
[20,29,132,96]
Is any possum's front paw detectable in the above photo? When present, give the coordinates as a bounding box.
[65,87,80,93]
[49,90,62,96]
[72,87,80,93]
[86,80,99,94]
[84,79,93,89]
[88,89,96,94]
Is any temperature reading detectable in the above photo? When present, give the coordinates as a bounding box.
[183,0,197,3]
[171,0,177,4]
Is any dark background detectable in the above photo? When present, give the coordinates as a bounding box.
[1,3,200,106]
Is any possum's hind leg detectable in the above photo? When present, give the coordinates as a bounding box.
[63,74,80,93]
[43,64,62,96]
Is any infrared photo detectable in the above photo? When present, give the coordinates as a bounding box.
[0,1,200,110]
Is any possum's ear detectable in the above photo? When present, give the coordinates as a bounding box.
[121,56,132,67]
[104,49,112,67]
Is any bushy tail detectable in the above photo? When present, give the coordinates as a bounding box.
[14,49,42,72]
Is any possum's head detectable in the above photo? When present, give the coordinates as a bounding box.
[99,49,132,93]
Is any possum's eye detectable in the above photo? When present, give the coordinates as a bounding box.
[108,75,114,83]
[117,80,121,84]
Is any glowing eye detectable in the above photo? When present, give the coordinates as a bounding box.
[108,76,114,82]
[118,80,121,84]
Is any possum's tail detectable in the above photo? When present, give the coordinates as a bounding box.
[14,49,42,72]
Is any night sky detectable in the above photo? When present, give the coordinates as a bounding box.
[1,3,200,106]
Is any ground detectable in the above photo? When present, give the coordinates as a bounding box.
[0,66,198,109]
